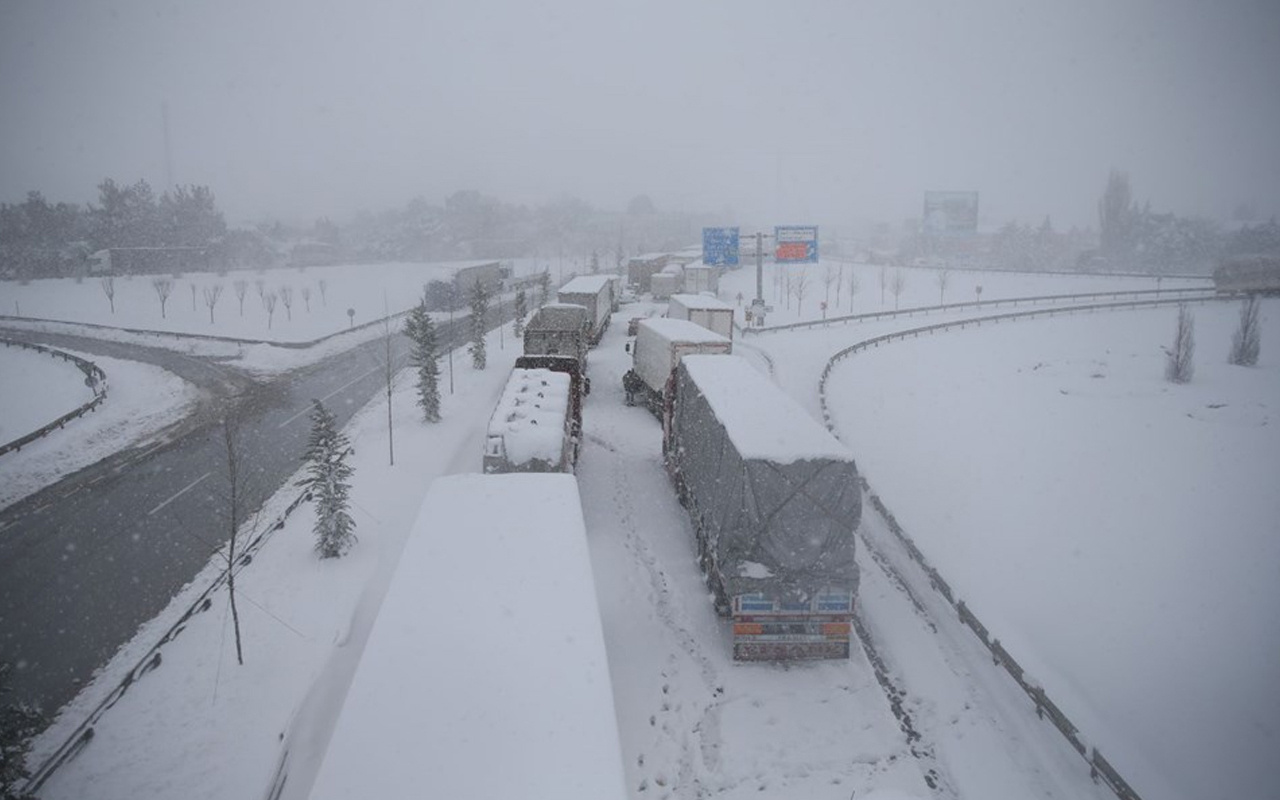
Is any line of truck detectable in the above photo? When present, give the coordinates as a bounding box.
[488,261,861,662]
[481,273,616,474]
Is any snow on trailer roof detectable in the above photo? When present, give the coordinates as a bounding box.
[310,474,627,800]
[680,354,854,463]
[640,316,732,344]
[558,274,614,294]
[670,293,732,310]
[526,303,589,329]
[487,369,571,465]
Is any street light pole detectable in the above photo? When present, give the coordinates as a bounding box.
[755,231,764,304]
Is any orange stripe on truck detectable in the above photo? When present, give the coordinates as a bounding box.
[733,622,764,636]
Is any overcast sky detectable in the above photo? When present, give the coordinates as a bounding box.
[2,0,1278,229]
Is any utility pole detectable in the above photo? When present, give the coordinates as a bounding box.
[161,100,174,191]
[748,231,773,326]
[383,291,394,466]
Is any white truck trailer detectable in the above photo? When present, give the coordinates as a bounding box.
[309,474,627,800]
[557,275,614,345]
[668,293,735,340]
[649,270,680,300]
[622,317,731,414]
[682,263,718,294]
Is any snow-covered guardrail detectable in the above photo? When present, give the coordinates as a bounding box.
[816,293,1226,800]
[0,306,414,350]
[0,338,108,458]
[743,286,1212,337]
[22,487,314,795]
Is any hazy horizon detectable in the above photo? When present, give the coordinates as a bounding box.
[3,0,1279,230]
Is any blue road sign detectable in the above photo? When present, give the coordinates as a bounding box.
[703,227,740,267]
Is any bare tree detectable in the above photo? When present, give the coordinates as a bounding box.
[835,265,845,309]
[264,290,278,329]
[823,263,838,308]
[1164,304,1195,383]
[847,271,861,311]
[318,279,328,306]
[190,282,198,312]
[791,268,810,315]
[233,279,248,316]
[203,284,224,324]
[890,270,907,310]
[151,277,173,318]
[100,275,116,314]
[879,265,888,306]
[936,269,951,305]
[1228,296,1261,367]
[279,285,294,321]
[219,416,246,665]
[301,284,312,312]
[255,278,266,308]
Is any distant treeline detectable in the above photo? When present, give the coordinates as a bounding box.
[0,182,714,281]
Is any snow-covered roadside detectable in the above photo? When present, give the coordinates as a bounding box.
[0,345,95,443]
[0,259,560,343]
[821,300,1280,800]
[0,350,201,510]
[27,328,522,800]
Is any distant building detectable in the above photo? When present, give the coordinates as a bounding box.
[89,246,218,275]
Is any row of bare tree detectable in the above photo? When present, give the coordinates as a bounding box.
[96,275,332,328]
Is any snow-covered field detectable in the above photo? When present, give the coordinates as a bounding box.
[0,260,556,342]
[0,348,200,509]
[820,301,1280,800]
[0,345,95,443]
[4,260,1271,800]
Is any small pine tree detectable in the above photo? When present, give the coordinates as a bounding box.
[536,270,551,308]
[513,287,528,338]
[0,662,41,800]
[404,301,441,422]
[1164,304,1196,384]
[1228,296,1261,367]
[298,400,356,558]
[469,280,489,370]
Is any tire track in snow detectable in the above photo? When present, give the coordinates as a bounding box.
[596,429,725,797]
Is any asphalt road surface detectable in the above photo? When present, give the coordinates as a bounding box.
[0,309,493,715]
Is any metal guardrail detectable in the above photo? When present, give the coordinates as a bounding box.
[22,488,314,794]
[743,286,1212,337]
[0,338,109,457]
[0,306,414,351]
[815,294,1228,800]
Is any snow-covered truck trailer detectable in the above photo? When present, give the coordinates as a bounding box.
[649,270,680,300]
[483,367,578,474]
[682,264,718,294]
[668,293,735,340]
[627,253,669,292]
[451,260,505,295]
[309,474,628,800]
[623,317,731,414]
[523,303,591,369]
[556,275,614,345]
[663,355,861,661]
